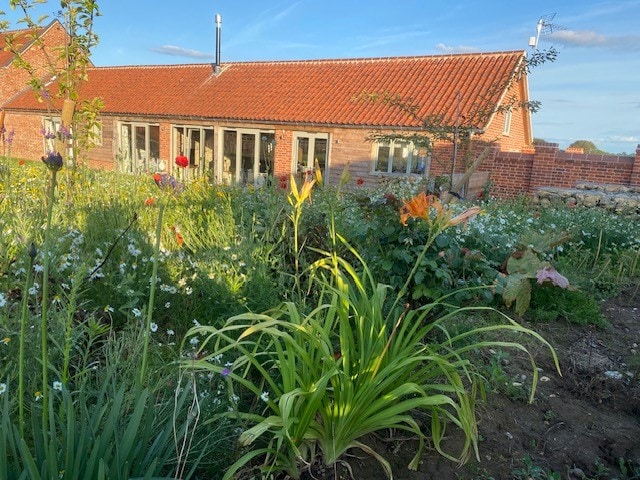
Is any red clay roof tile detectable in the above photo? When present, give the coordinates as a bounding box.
[4,51,525,130]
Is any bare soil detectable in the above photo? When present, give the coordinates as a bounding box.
[329,285,640,479]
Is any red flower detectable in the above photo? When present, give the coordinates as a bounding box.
[175,155,189,168]
[171,226,184,246]
[356,178,364,186]
[18,159,25,166]
[144,197,155,206]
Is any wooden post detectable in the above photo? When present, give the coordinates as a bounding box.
[442,145,492,204]
[55,99,76,158]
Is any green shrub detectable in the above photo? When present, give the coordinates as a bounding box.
[527,285,607,327]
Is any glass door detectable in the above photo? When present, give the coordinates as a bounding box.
[220,128,275,185]
[294,132,329,180]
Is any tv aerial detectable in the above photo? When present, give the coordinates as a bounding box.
[529,13,564,49]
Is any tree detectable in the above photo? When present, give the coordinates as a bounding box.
[568,140,606,155]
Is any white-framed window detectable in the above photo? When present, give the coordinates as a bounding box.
[502,109,512,136]
[373,140,428,175]
[87,122,103,148]
[293,132,329,178]
[42,117,61,153]
[220,127,275,186]
[42,116,75,159]
[172,125,214,179]
[117,122,160,173]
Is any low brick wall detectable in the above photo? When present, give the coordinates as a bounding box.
[532,182,640,214]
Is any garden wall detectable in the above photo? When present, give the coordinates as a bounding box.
[483,143,640,198]
[532,182,640,214]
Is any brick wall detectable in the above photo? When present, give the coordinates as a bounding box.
[5,104,640,198]
[0,22,69,102]
[482,143,640,197]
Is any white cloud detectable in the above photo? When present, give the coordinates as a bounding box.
[607,135,640,143]
[226,2,301,49]
[435,43,479,54]
[150,45,214,60]
[548,30,640,51]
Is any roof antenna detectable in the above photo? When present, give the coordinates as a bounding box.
[529,13,564,49]
[214,13,222,74]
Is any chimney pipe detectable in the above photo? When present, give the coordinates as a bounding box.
[215,13,222,74]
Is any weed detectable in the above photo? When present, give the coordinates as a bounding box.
[512,454,561,479]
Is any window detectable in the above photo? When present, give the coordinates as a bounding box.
[373,140,428,175]
[502,109,512,136]
[88,122,103,148]
[293,132,329,178]
[42,117,61,153]
[42,116,75,159]
[220,128,275,185]
[118,122,160,173]
[173,126,214,179]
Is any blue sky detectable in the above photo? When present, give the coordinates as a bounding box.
[4,1,640,154]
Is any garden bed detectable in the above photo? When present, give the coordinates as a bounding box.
[338,284,640,479]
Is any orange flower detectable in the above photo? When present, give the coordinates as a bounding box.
[144,197,155,206]
[447,206,482,228]
[171,226,184,246]
[399,192,441,226]
[18,159,25,166]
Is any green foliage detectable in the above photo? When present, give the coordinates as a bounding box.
[568,140,607,155]
[512,455,561,480]
[182,225,559,479]
[528,285,607,327]
[0,377,209,479]
[1,159,638,478]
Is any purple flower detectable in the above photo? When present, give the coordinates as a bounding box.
[2,128,14,145]
[58,125,72,140]
[41,127,56,140]
[152,173,184,194]
[41,151,63,172]
[221,367,230,377]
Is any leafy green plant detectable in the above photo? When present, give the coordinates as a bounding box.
[500,231,572,316]
[511,454,561,480]
[528,284,607,327]
[0,376,207,480]
[181,192,559,479]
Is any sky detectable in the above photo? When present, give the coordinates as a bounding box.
[3,1,640,155]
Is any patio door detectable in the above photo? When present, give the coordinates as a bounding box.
[221,128,275,185]
[173,126,214,179]
[294,132,328,178]
[118,122,160,173]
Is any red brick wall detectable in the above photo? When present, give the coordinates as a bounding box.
[0,22,69,102]
[481,143,640,197]
[482,80,531,152]
[5,106,640,198]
